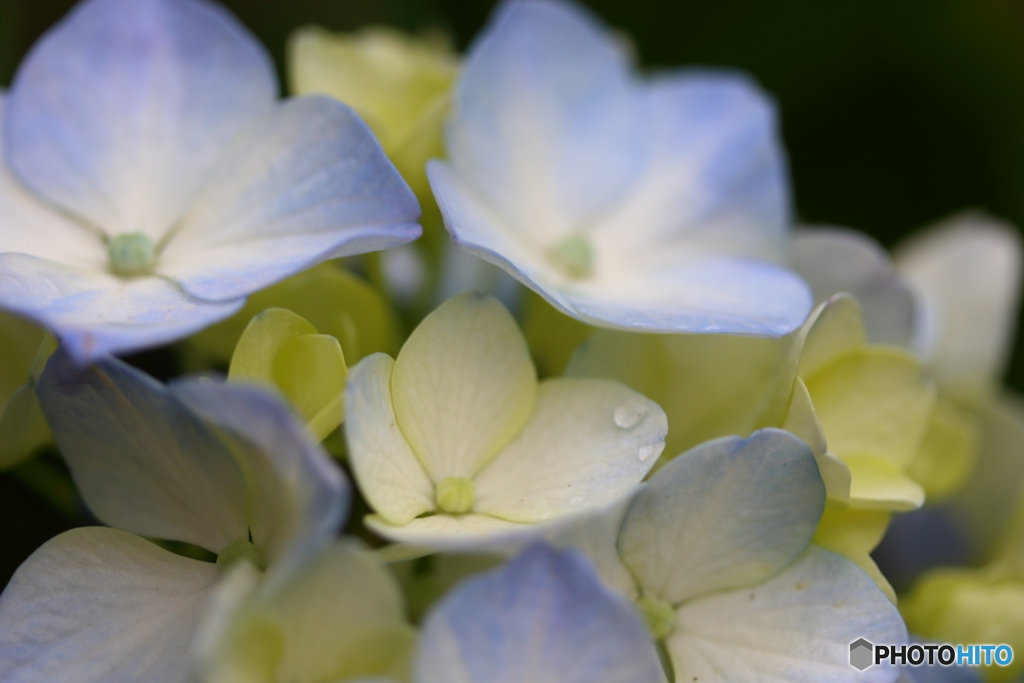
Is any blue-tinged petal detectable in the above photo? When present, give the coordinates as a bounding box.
[158,95,421,302]
[416,543,664,683]
[669,547,907,683]
[0,96,104,270]
[0,527,220,683]
[0,253,244,361]
[441,0,644,240]
[561,257,813,337]
[171,381,348,573]
[36,348,249,553]
[619,428,825,604]
[6,0,276,242]
[793,228,916,347]
[592,71,789,263]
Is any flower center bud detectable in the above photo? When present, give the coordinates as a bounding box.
[216,539,265,573]
[435,476,476,514]
[108,233,156,276]
[636,594,676,640]
[547,234,594,279]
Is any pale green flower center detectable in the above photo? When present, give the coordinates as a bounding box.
[216,539,265,572]
[435,476,476,514]
[636,594,676,640]
[547,234,594,279]
[108,233,156,276]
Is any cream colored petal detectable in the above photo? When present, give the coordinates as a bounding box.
[845,456,926,511]
[473,378,665,523]
[796,294,866,378]
[346,353,435,525]
[364,512,534,549]
[907,397,981,503]
[567,328,795,463]
[391,292,536,480]
[228,308,317,385]
[896,212,1021,405]
[273,334,347,441]
[782,376,851,504]
[804,347,935,470]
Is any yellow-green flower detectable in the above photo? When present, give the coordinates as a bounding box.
[228,308,347,443]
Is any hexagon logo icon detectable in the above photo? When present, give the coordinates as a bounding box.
[850,638,874,671]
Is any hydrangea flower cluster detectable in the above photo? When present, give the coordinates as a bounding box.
[0,0,1019,682]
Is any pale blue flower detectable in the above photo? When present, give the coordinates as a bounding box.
[0,0,420,361]
[0,349,347,682]
[428,0,811,337]
[415,543,665,683]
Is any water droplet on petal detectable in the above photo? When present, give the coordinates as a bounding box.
[638,445,657,461]
[614,402,648,429]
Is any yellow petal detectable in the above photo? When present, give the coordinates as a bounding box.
[0,331,56,469]
[782,377,851,504]
[902,568,1024,683]
[188,264,400,369]
[908,396,981,502]
[567,328,794,464]
[229,308,317,385]
[391,292,536,481]
[845,456,925,510]
[274,334,347,442]
[812,508,895,602]
[804,346,935,471]
[796,294,866,378]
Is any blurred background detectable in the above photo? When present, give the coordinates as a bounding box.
[1,0,1023,587]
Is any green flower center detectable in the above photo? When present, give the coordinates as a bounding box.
[435,476,476,514]
[547,234,594,279]
[216,539,265,572]
[636,594,676,640]
[108,233,156,276]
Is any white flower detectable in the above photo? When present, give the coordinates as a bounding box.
[345,291,667,547]
[0,0,420,361]
[415,543,665,683]
[427,0,811,337]
[0,349,346,682]
[551,428,907,682]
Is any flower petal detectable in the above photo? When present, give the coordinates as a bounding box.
[0,96,104,270]
[364,512,533,548]
[473,378,665,523]
[170,381,348,571]
[618,429,824,604]
[37,349,249,553]
[390,292,537,481]
[0,253,243,361]
[566,325,796,461]
[6,0,276,241]
[592,71,789,264]
[441,0,643,241]
[416,544,665,683]
[668,547,906,683]
[561,257,813,337]
[896,212,1022,405]
[792,228,916,347]
[200,542,414,683]
[0,527,220,683]
[804,347,935,471]
[345,353,435,525]
[159,96,421,302]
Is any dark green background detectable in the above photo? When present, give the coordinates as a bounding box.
[2,0,1023,586]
